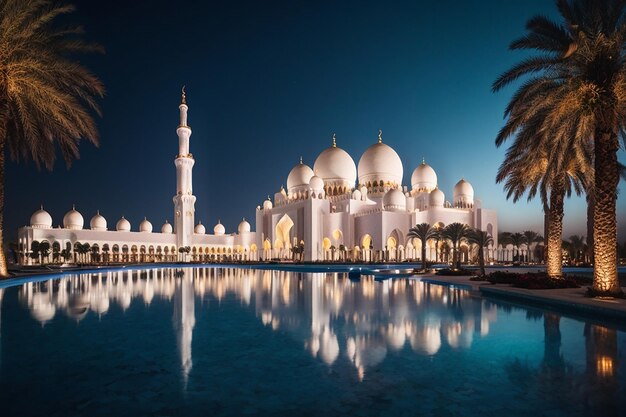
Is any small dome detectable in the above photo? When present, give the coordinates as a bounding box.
[309,175,324,191]
[238,218,251,234]
[358,133,403,189]
[313,136,357,189]
[63,206,84,230]
[287,159,315,193]
[352,189,362,200]
[161,220,173,234]
[453,179,474,207]
[429,188,445,207]
[30,206,52,229]
[139,217,153,233]
[263,197,273,210]
[90,211,107,231]
[194,222,206,234]
[214,220,225,235]
[411,161,437,192]
[383,188,406,212]
[116,216,131,232]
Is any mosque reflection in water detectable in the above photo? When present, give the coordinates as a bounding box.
[14,267,623,392]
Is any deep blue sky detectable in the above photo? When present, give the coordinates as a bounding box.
[6,0,626,241]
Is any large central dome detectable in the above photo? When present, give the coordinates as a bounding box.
[313,135,357,192]
[358,133,403,189]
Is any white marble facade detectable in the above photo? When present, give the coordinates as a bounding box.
[18,91,256,264]
[256,132,498,262]
[18,94,497,264]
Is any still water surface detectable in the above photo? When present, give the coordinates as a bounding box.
[0,267,624,416]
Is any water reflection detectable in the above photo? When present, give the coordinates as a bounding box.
[174,271,195,385]
[10,266,624,404]
[14,268,500,381]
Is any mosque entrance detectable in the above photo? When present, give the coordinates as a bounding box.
[275,214,294,259]
[361,234,372,262]
[387,229,404,261]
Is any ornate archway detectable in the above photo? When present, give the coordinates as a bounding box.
[275,214,294,258]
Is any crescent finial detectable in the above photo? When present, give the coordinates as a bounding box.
[181,85,187,104]
[378,129,382,143]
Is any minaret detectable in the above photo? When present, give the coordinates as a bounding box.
[173,87,196,250]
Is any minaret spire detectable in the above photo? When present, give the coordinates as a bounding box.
[179,86,189,128]
[174,88,196,252]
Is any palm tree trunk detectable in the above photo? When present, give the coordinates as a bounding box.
[421,240,427,271]
[0,81,8,277]
[0,135,7,277]
[478,246,485,276]
[542,211,550,265]
[586,193,595,264]
[546,178,565,278]
[592,126,621,295]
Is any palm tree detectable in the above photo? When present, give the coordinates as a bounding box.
[467,229,494,276]
[496,127,590,277]
[39,241,51,264]
[509,233,528,262]
[102,243,110,263]
[339,244,346,262]
[0,1,104,275]
[81,243,90,263]
[432,225,443,263]
[569,235,586,264]
[442,222,470,270]
[407,223,435,271]
[30,241,40,264]
[494,0,625,295]
[498,232,512,262]
[52,241,60,263]
[522,230,541,262]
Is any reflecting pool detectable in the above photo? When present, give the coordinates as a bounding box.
[0,267,624,416]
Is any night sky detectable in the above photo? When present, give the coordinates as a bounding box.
[6,0,626,241]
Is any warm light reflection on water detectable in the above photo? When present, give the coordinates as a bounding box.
[1,267,624,416]
[16,268,498,379]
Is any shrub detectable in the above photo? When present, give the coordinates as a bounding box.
[486,271,581,289]
[436,268,473,276]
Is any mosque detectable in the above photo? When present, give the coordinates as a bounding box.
[18,91,497,264]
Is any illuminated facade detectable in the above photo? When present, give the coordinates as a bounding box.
[17,91,257,264]
[17,92,498,265]
[257,132,498,261]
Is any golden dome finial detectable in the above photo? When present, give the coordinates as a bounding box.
[299,156,303,164]
[378,129,382,143]
[422,156,425,164]
[181,85,187,105]
[332,133,337,148]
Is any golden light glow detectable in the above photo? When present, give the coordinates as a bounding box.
[596,355,614,378]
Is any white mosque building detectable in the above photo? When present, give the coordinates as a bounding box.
[18,90,256,264]
[18,91,497,264]
[258,132,498,262]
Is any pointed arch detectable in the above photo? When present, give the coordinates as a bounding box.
[275,214,294,250]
